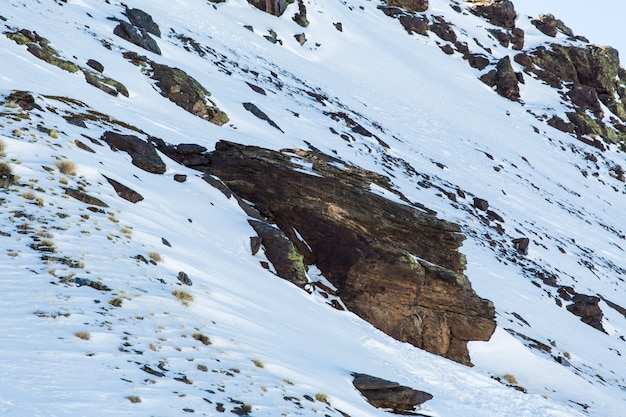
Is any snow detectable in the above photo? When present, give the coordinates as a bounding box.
[1,0,626,416]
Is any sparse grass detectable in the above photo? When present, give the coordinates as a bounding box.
[192,332,211,345]
[127,395,141,403]
[0,139,6,157]
[563,351,571,359]
[503,374,518,385]
[0,161,11,176]
[251,359,264,369]
[149,343,158,351]
[172,290,194,304]
[12,129,21,137]
[59,177,68,185]
[121,226,132,238]
[109,297,123,307]
[148,251,161,262]
[55,160,76,176]
[49,129,59,139]
[74,331,91,340]
[315,393,329,404]
[197,364,208,372]
[22,190,36,200]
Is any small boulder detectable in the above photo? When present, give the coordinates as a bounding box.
[495,56,520,100]
[398,15,429,36]
[470,0,517,29]
[103,175,144,203]
[566,294,606,333]
[352,373,432,411]
[381,0,428,12]
[86,59,104,73]
[113,21,161,55]
[243,102,283,132]
[124,8,161,37]
[101,131,166,174]
[531,14,573,38]
[177,271,193,286]
[473,197,489,211]
[512,237,529,255]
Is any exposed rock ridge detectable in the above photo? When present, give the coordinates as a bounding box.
[194,140,496,365]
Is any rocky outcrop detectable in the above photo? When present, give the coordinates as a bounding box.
[566,294,606,333]
[150,63,229,125]
[124,8,161,37]
[531,13,573,38]
[103,175,144,203]
[382,0,428,13]
[202,141,495,365]
[481,56,520,101]
[113,20,161,55]
[247,0,293,17]
[352,373,432,412]
[242,102,283,132]
[468,0,517,29]
[101,131,166,174]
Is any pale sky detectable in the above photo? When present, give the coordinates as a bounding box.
[514,0,626,62]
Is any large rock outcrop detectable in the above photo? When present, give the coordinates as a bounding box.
[202,141,495,365]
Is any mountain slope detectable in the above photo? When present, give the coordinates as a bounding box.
[1,0,626,416]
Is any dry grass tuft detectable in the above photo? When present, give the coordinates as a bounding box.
[127,395,141,403]
[55,160,76,176]
[315,393,329,404]
[192,332,211,345]
[74,331,91,340]
[172,290,194,304]
[503,374,518,385]
[0,139,6,157]
[251,359,265,369]
[148,252,162,262]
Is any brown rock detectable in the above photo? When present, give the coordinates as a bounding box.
[531,14,573,38]
[206,141,496,365]
[398,15,429,36]
[352,373,432,411]
[473,197,489,211]
[113,21,161,55]
[511,27,524,50]
[494,56,520,100]
[381,0,428,12]
[103,175,144,203]
[567,294,606,333]
[470,0,517,29]
[101,131,166,174]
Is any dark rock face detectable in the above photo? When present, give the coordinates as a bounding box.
[381,0,428,12]
[242,102,283,132]
[567,294,606,333]
[398,15,429,36]
[103,175,144,203]
[124,8,161,37]
[113,21,161,55]
[247,0,292,17]
[531,13,573,38]
[206,141,496,365]
[494,56,520,100]
[150,63,229,125]
[470,0,517,29]
[101,131,166,174]
[352,373,432,412]
[292,0,309,27]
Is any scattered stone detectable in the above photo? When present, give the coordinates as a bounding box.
[245,82,266,95]
[352,373,433,411]
[294,33,306,46]
[113,21,161,55]
[292,0,309,27]
[124,8,161,37]
[247,0,290,17]
[103,175,144,203]
[86,59,104,73]
[494,56,520,100]
[6,90,41,111]
[150,62,229,125]
[65,115,88,128]
[511,27,524,50]
[398,15,429,36]
[177,271,193,286]
[473,197,489,211]
[101,131,166,174]
[466,53,490,70]
[567,294,606,333]
[512,237,529,255]
[174,174,187,183]
[242,102,283,132]
[487,209,504,222]
[430,20,457,43]
[334,22,343,32]
[162,237,171,247]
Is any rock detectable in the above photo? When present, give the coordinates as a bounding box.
[150,62,229,125]
[494,56,520,100]
[352,373,432,411]
[511,27,524,50]
[113,21,161,55]
[381,0,428,12]
[206,141,496,365]
[488,28,509,48]
[470,0,517,29]
[242,102,283,132]
[430,19,456,43]
[473,197,489,211]
[177,271,193,286]
[247,0,292,17]
[63,187,109,207]
[466,53,490,70]
[6,90,40,111]
[398,15,429,36]
[531,13,573,38]
[292,0,308,27]
[547,115,575,134]
[174,174,187,183]
[86,59,104,73]
[248,220,308,287]
[567,294,606,332]
[487,209,504,222]
[124,8,161,37]
[101,131,166,174]
[512,237,529,255]
[334,22,343,32]
[568,85,602,114]
[294,33,306,46]
[103,175,144,203]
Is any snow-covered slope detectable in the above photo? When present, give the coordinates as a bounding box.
[1,0,626,416]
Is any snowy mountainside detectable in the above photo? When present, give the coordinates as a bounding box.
[1,0,626,416]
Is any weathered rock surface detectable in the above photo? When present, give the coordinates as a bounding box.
[242,102,283,132]
[382,0,428,13]
[494,56,520,100]
[531,13,573,38]
[124,8,161,37]
[567,294,606,333]
[203,141,496,365]
[352,373,432,411]
[103,175,144,203]
[113,20,161,55]
[101,131,166,174]
[247,0,292,17]
[469,0,517,29]
[150,63,229,125]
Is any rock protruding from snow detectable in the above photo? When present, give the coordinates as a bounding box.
[531,13,573,38]
[101,131,166,174]
[382,0,428,13]
[205,141,496,365]
[468,0,517,29]
[352,373,433,412]
[567,294,606,333]
[113,21,161,55]
[124,8,161,38]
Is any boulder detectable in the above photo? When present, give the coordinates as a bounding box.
[150,63,229,125]
[242,102,283,132]
[470,0,517,29]
[113,21,161,55]
[101,131,166,174]
[531,13,573,38]
[398,15,429,36]
[103,175,144,203]
[124,8,161,37]
[247,0,292,16]
[352,373,432,411]
[381,0,428,12]
[206,141,496,365]
[566,294,606,333]
[494,56,520,100]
